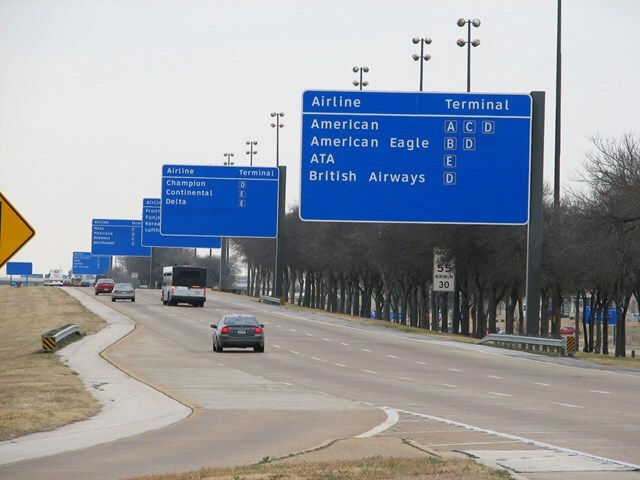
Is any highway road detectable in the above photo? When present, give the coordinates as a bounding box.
[2,288,640,479]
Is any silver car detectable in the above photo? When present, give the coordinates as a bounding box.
[211,314,264,352]
[111,283,136,302]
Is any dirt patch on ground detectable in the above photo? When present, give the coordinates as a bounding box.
[0,285,105,440]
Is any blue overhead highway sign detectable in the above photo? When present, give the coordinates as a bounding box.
[142,198,221,248]
[6,262,32,275]
[72,251,110,275]
[160,165,279,238]
[91,219,151,256]
[300,90,532,224]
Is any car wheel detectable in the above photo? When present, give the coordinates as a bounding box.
[162,300,168,305]
[132,298,135,302]
[255,345,265,353]
[111,298,116,302]
[212,340,216,352]
[217,343,224,353]
[95,292,99,295]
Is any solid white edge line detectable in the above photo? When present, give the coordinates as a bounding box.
[356,407,399,438]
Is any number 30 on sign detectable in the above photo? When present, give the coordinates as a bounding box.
[433,248,455,292]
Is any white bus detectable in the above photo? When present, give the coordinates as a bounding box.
[161,265,207,307]
[45,269,65,287]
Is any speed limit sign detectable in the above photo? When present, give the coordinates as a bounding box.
[433,248,455,292]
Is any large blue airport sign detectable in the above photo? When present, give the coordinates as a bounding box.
[160,165,279,238]
[6,262,33,275]
[72,251,110,275]
[142,198,221,248]
[91,219,151,256]
[300,90,532,224]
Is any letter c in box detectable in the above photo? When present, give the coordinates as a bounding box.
[463,120,476,133]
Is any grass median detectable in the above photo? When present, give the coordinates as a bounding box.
[0,285,105,441]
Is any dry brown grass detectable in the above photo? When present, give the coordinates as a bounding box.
[0,285,105,440]
[130,456,513,480]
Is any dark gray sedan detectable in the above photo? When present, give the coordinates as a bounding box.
[211,314,264,352]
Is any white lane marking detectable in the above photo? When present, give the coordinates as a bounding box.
[334,363,347,367]
[282,382,292,386]
[449,368,462,372]
[362,369,377,375]
[311,357,326,362]
[398,376,413,381]
[535,382,552,387]
[306,333,313,336]
[488,375,502,379]
[416,361,428,365]
[322,338,331,341]
[387,354,398,359]
[439,384,458,388]
[341,342,350,346]
[488,392,512,397]
[276,325,282,328]
[273,345,282,349]
[290,329,297,332]
[291,350,300,355]
[356,407,399,438]
[362,348,372,352]
[552,402,584,409]
[393,407,640,471]
[590,390,611,394]
[317,391,328,395]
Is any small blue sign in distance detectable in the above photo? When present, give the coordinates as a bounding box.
[142,198,221,248]
[6,262,33,275]
[72,251,110,275]
[160,165,279,238]
[584,307,618,326]
[91,219,151,257]
[300,90,532,225]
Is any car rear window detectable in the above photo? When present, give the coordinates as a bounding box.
[224,316,257,326]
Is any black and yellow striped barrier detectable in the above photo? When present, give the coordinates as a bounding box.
[41,324,80,352]
[566,335,576,356]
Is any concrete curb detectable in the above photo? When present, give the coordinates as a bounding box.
[0,288,192,466]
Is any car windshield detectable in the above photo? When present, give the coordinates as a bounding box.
[223,316,258,326]
[114,283,133,290]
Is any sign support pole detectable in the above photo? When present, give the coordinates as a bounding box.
[525,91,545,336]
[274,166,286,298]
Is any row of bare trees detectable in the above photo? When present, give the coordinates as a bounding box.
[233,134,640,357]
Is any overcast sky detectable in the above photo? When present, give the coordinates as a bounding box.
[1,0,638,275]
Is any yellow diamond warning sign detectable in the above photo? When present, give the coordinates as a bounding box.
[0,192,36,268]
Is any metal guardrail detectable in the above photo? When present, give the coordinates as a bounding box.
[259,295,285,306]
[479,333,567,356]
[42,324,80,351]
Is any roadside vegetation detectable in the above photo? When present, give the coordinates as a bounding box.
[0,285,104,441]
[130,456,514,480]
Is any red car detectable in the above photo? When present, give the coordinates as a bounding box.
[95,278,116,295]
[560,326,576,336]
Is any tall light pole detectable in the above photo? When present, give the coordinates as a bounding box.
[246,141,257,166]
[223,152,234,166]
[270,112,284,166]
[411,37,432,92]
[352,66,369,90]
[456,18,481,92]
